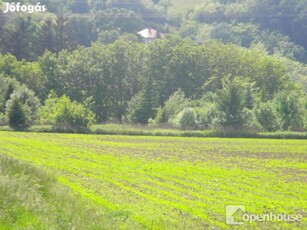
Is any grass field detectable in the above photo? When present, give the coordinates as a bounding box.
[0,131,306,229]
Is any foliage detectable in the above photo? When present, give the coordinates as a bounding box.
[6,86,41,122]
[243,84,254,110]
[40,94,95,131]
[162,89,188,122]
[6,97,30,130]
[194,104,218,129]
[0,15,306,132]
[275,91,305,131]
[255,102,280,132]
[127,77,158,124]
[216,77,246,128]
[4,85,40,128]
[175,108,197,130]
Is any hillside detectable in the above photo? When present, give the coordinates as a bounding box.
[0,0,306,131]
[169,0,203,12]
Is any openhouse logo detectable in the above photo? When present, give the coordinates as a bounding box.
[2,2,46,14]
[226,205,303,225]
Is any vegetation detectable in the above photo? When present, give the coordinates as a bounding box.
[39,93,95,131]
[0,132,306,229]
[0,0,306,132]
[6,97,30,130]
[0,38,306,132]
[0,1,306,229]
[0,153,134,229]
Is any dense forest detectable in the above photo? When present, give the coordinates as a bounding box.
[0,0,306,131]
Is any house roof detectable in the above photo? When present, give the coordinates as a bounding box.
[137,28,159,39]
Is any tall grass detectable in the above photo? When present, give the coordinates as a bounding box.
[0,154,134,229]
[1,124,307,139]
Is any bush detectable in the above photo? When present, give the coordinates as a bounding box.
[241,108,262,131]
[255,102,280,131]
[175,108,197,130]
[275,91,304,131]
[151,89,188,126]
[6,86,41,123]
[194,104,218,129]
[40,95,95,131]
[5,85,39,129]
[163,89,188,122]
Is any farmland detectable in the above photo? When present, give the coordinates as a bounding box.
[0,131,306,229]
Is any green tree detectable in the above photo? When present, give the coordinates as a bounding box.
[162,89,188,122]
[243,84,254,110]
[194,103,218,130]
[6,97,30,130]
[253,56,287,100]
[217,77,246,128]
[275,91,304,130]
[128,77,158,124]
[93,8,143,34]
[255,101,279,131]
[2,17,34,60]
[0,76,17,113]
[37,18,57,55]
[7,86,41,122]
[108,41,136,123]
[13,62,47,100]
[70,0,90,13]
[176,108,197,130]
[98,30,120,44]
[68,15,94,47]
[54,16,77,52]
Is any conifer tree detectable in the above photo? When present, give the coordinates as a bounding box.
[7,97,30,130]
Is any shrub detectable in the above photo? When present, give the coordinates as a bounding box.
[275,91,304,131]
[241,108,262,131]
[40,94,95,131]
[255,102,280,131]
[194,104,218,129]
[176,108,197,130]
[163,89,188,122]
[6,86,41,123]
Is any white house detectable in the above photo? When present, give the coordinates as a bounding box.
[137,28,164,43]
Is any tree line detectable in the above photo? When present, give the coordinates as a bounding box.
[0,36,306,131]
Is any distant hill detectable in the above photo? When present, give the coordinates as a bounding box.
[169,0,204,12]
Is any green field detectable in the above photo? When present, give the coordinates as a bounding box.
[0,131,306,229]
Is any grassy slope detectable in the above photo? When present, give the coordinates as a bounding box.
[0,131,306,229]
[0,151,142,229]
